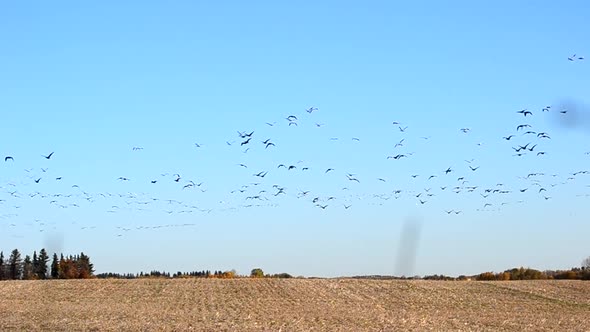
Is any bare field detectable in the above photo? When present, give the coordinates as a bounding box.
[0,278,588,331]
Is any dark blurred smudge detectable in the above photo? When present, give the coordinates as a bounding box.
[44,232,64,256]
[552,99,590,131]
[395,217,422,278]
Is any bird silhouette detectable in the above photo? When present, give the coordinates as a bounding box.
[517,109,533,116]
[4,156,13,162]
[517,124,531,131]
[43,152,54,159]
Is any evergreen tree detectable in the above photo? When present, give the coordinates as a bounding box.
[0,251,5,280]
[8,249,22,280]
[36,249,49,279]
[32,251,39,278]
[22,255,34,280]
[77,252,94,278]
[50,253,59,279]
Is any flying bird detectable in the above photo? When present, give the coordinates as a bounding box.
[4,156,13,162]
[517,109,533,117]
[43,152,54,159]
[238,131,254,138]
[388,154,407,160]
[346,174,360,183]
[567,54,583,61]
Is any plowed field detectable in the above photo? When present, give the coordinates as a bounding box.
[0,279,588,331]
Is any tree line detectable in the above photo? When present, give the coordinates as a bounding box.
[2,248,588,281]
[0,249,94,280]
[96,268,293,279]
[473,266,590,281]
[96,270,237,279]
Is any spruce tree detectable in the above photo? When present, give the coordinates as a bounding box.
[50,253,59,279]
[8,249,22,280]
[23,255,33,280]
[0,251,4,280]
[77,252,94,278]
[37,249,49,279]
[32,251,39,278]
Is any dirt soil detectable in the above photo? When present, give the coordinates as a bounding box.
[0,278,588,331]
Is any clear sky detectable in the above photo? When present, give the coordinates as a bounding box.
[0,1,589,277]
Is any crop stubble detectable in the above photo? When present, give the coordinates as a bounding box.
[0,279,588,331]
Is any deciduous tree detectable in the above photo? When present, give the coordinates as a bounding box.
[250,268,264,278]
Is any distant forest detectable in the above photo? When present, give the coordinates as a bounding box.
[355,265,590,281]
[1,248,589,281]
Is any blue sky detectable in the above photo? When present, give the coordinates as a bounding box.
[0,1,589,277]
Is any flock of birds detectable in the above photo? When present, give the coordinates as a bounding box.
[1,56,588,238]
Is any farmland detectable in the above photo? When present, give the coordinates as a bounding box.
[0,278,588,331]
